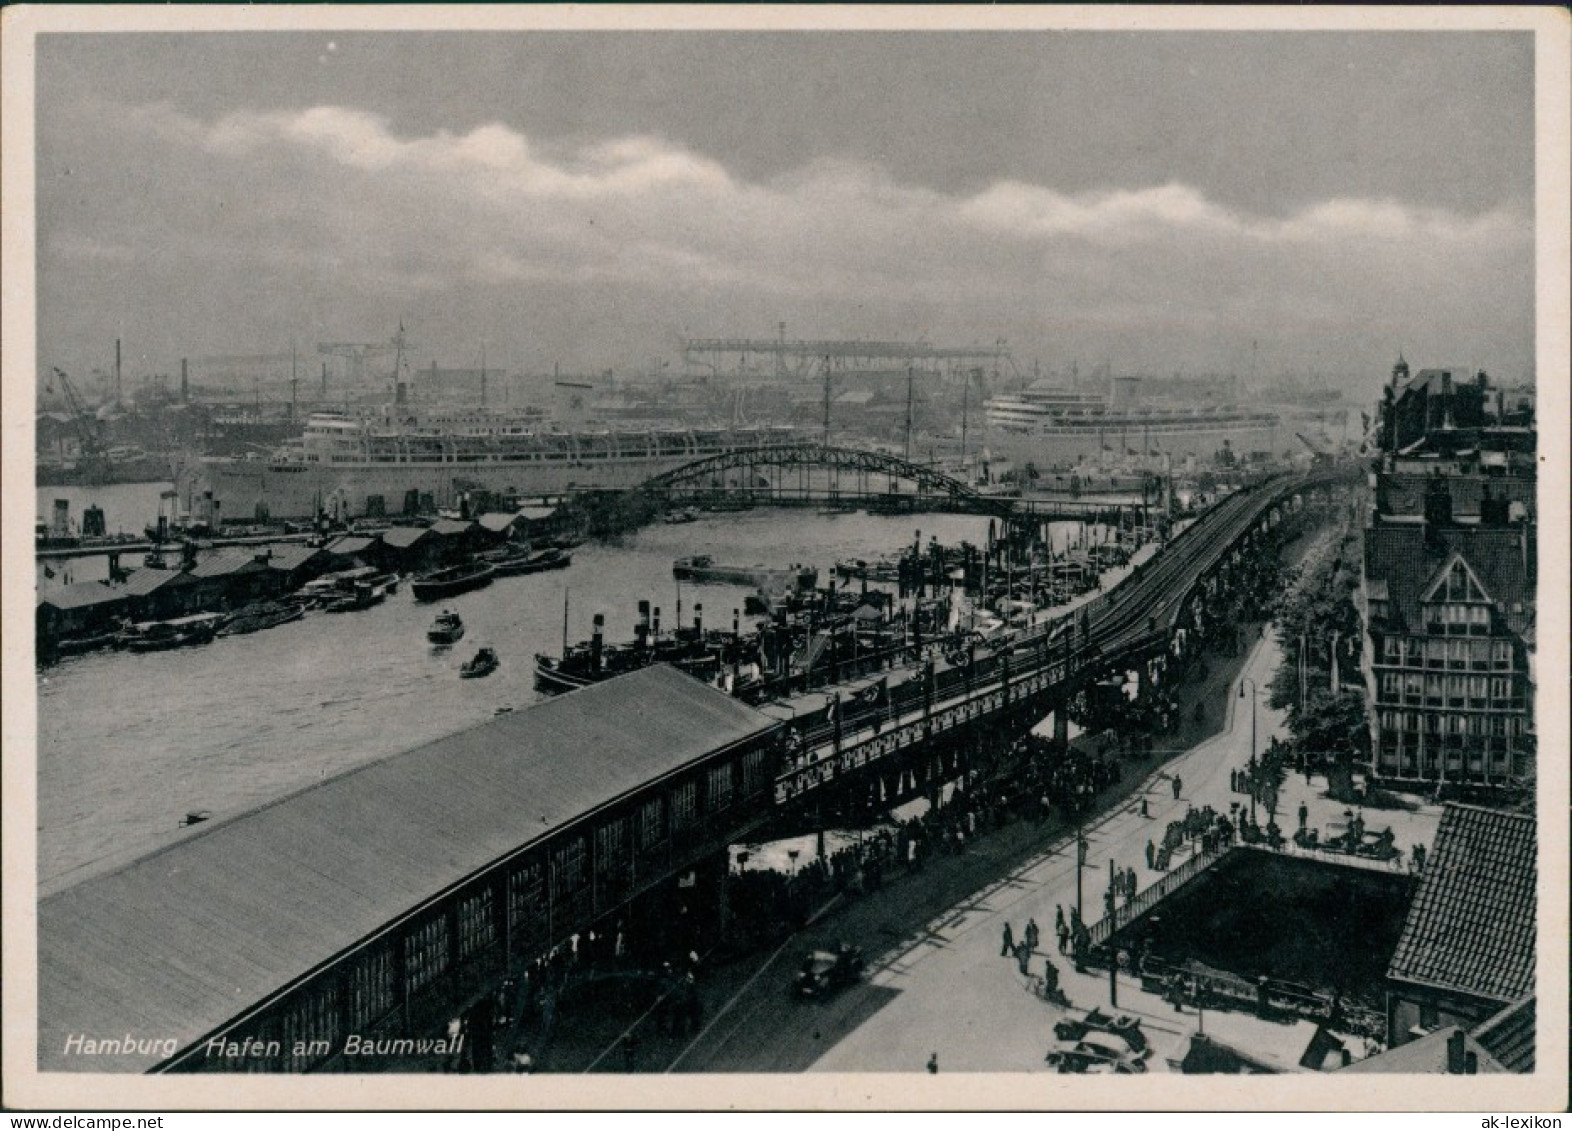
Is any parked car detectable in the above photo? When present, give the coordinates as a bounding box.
[792,943,865,999]
[1045,1032,1149,1074]
[1052,1008,1150,1056]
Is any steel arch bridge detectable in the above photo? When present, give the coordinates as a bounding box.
[636,442,1021,520]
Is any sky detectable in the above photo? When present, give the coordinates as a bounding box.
[34,30,1536,395]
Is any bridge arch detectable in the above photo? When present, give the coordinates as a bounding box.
[634,442,1020,520]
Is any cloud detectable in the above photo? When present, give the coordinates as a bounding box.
[38,99,1534,381]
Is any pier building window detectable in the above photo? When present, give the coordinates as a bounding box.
[707,762,734,812]
[458,889,496,961]
[550,838,586,899]
[670,780,698,834]
[282,983,339,1072]
[1491,641,1512,670]
[404,915,450,994]
[742,748,770,797]
[594,818,628,879]
[508,863,545,931]
[636,797,665,852]
[349,941,395,1028]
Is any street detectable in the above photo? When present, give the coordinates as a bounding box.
[668,629,1441,1073]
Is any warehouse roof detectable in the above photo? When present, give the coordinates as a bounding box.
[36,580,126,611]
[324,534,376,557]
[378,525,433,549]
[117,567,197,597]
[1386,804,1535,1005]
[38,664,776,1072]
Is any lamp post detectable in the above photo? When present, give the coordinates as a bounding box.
[1239,676,1258,824]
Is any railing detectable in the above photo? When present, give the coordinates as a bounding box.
[1086,842,1234,948]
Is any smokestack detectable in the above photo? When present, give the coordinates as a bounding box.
[181,358,189,403]
[653,606,661,638]
[591,613,604,673]
[694,602,703,633]
[636,600,650,649]
[1446,1030,1465,1075]
[115,338,122,401]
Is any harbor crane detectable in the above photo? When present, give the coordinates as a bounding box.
[46,367,112,485]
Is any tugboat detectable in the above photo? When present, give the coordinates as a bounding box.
[410,560,495,602]
[460,646,500,679]
[427,609,465,645]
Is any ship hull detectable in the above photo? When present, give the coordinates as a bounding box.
[188,450,761,523]
[983,416,1286,470]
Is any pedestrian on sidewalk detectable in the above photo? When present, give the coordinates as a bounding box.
[1025,918,1040,953]
[1126,867,1137,898]
[1172,774,1182,800]
[1140,797,1149,819]
[1000,922,1015,957]
[1016,940,1032,975]
[1057,923,1069,954]
[1298,801,1309,832]
[1055,904,1065,933]
[927,1053,939,1074]
[1145,840,1155,869]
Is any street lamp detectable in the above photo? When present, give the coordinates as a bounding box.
[1239,677,1259,824]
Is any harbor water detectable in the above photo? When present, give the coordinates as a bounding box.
[40,505,1102,890]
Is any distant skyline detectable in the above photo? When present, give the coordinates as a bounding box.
[36,31,1536,396]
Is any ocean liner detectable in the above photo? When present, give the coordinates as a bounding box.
[184,406,800,522]
[983,376,1282,469]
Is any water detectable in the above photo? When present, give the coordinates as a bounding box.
[38,509,1031,889]
[35,482,172,586]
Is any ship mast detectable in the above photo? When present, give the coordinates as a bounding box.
[822,355,832,447]
[905,366,914,462]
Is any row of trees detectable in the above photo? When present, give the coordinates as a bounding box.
[1267,531,1371,799]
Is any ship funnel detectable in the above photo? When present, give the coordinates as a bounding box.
[694,602,703,633]
[591,613,605,673]
[653,606,662,638]
[636,600,650,649]
[733,608,740,636]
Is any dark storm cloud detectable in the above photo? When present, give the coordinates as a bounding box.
[35,31,1535,387]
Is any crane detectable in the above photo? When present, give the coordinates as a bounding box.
[48,367,112,484]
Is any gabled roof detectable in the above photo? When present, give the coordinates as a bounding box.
[1336,1026,1505,1074]
[1387,804,1535,1005]
[325,535,377,556]
[38,665,777,1072]
[1471,996,1535,1073]
[1419,551,1491,605]
[1363,521,1532,634]
[378,525,433,549]
[37,580,127,611]
[263,544,326,572]
[188,549,269,579]
[429,519,474,537]
[118,567,196,597]
[475,512,519,533]
[516,506,558,522]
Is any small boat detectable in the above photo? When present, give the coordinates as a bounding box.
[490,547,573,577]
[411,561,495,602]
[673,555,817,591]
[323,577,392,612]
[427,609,465,645]
[53,629,122,655]
[120,613,223,652]
[217,601,307,635]
[460,646,500,679]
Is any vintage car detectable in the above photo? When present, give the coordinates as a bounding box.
[1052,1008,1151,1056]
[1045,1031,1149,1074]
[792,943,866,999]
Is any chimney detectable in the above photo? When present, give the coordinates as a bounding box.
[1446,1030,1466,1075]
[591,613,604,673]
